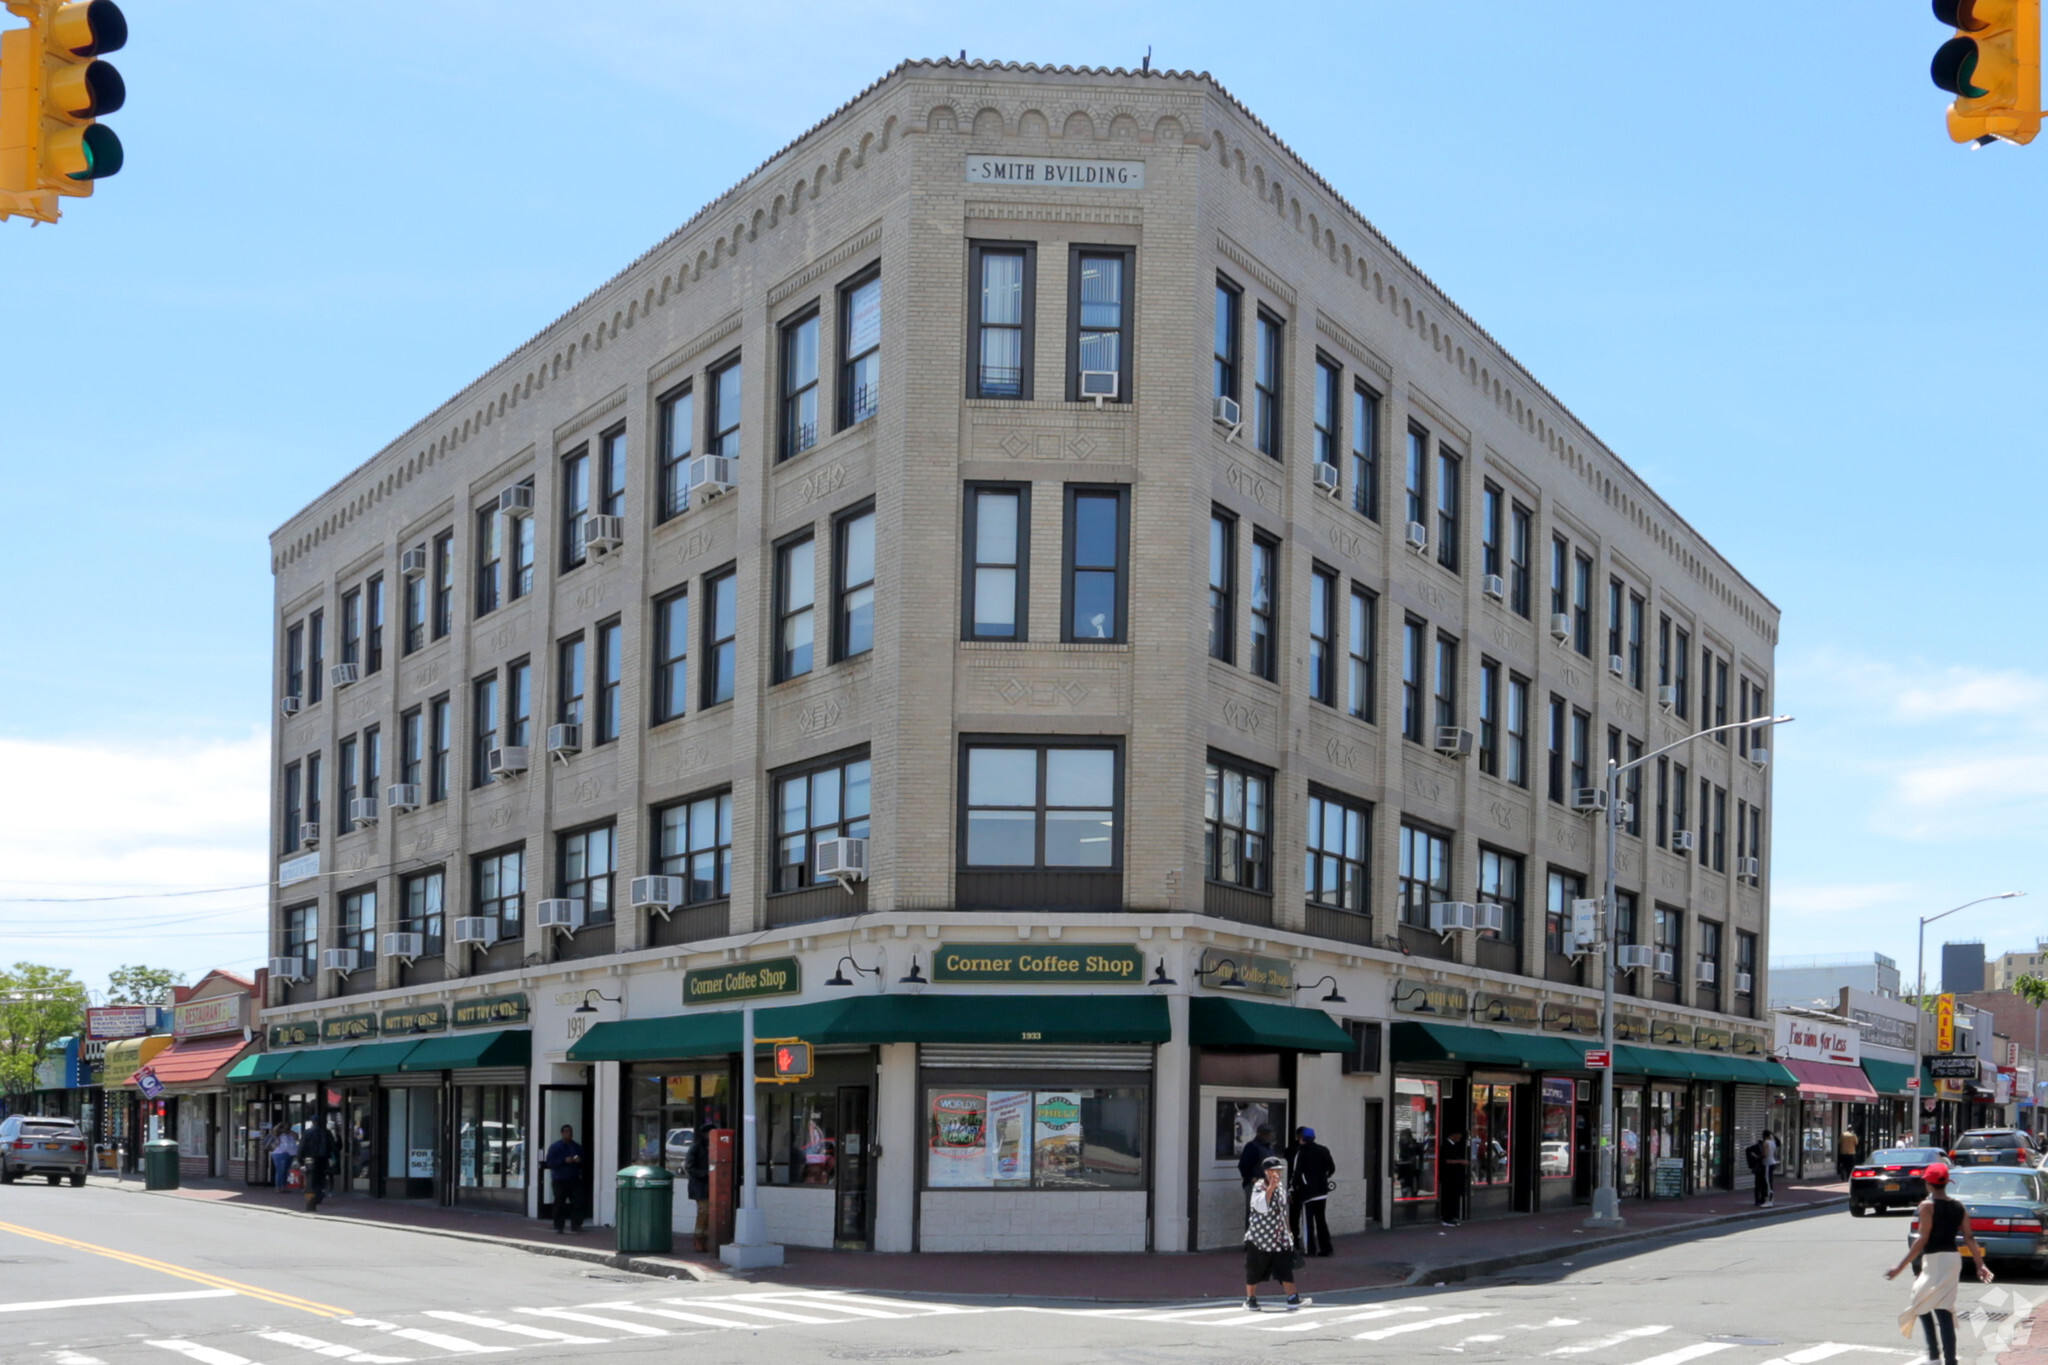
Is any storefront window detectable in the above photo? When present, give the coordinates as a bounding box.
[1692,1083,1724,1189]
[923,1086,1146,1190]
[456,1084,525,1189]
[1540,1078,1574,1180]
[386,1088,441,1182]
[1619,1086,1644,1193]
[1471,1084,1512,1185]
[763,1086,840,1186]
[1393,1077,1439,1201]
[1213,1099,1287,1160]
[627,1067,731,1176]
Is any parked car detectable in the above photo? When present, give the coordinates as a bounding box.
[1950,1129,2038,1168]
[0,1115,89,1186]
[1850,1146,1949,1216]
[1907,1167,2048,1271]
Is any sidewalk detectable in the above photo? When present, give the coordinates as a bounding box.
[90,1170,1846,1300]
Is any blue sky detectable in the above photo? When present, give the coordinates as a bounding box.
[1,3,2040,992]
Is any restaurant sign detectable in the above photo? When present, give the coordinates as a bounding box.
[1469,991,1539,1029]
[1200,949,1292,997]
[932,944,1143,984]
[322,1013,378,1044]
[267,1020,316,1049]
[1391,980,1469,1017]
[1541,1002,1600,1036]
[173,996,244,1039]
[684,958,800,1006]
[453,993,530,1029]
[381,1003,449,1035]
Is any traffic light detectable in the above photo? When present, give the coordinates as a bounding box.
[1932,0,2041,145]
[770,1040,813,1082]
[0,0,127,224]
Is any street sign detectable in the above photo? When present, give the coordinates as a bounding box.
[135,1067,163,1100]
[1584,1049,1613,1069]
[1908,1077,1922,1090]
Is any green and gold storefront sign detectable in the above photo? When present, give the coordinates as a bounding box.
[382,1002,448,1036]
[931,943,1144,984]
[1694,1023,1733,1053]
[684,957,801,1005]
[1732,1031,1767,1058]
[1615,1012,1650,1043]
[1541,1002,1600,1036]
[1469,991,1539,1028]
[453,993,530,1029]
[1651,1019,1695,1049]
[1200,948,1292,997]
[1392,980,1469,1016]
[322,1013,378,1044]
[267,1020,316,1048]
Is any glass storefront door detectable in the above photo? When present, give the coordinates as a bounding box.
[1692,1083,1725,1190]
[1618,1085,1645,1196]
[384,1086,439,1199]
[833,1085,871,1248]
[338,1086,375,1195]
[534,1085,587,1221]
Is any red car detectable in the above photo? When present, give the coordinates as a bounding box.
[1849,1146,1948,1216]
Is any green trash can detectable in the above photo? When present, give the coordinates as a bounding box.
[143,1138,180,1191]
[615,1164,675,1255]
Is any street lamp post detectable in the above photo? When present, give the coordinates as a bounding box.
[1585,712,1794,1230]
[1912,892,2024,1142]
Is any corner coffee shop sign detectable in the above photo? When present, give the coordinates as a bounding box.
[932,944,1143,984]
[685,957,801,1005]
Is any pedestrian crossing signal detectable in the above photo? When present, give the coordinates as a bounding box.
[762,1038,812,1082]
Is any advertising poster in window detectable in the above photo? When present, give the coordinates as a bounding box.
[1034,1091,1084,1186]
[990,1090,1032,1186]
[928,1092,990,1188]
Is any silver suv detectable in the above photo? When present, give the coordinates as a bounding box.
[0,1115,89,1186]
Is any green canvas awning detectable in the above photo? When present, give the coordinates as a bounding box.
[399,1029,531,1071]
[331,1040,423,1077]
[225,1052,289,1083]
[769,994,1172,1046]
[272,1046,354,1081]
[1390,1021,1529,1067]
[568,1013,744,1063]
[1756,1058,1800,1086]
[1519,1035,1604,1070]
[1863,1058,1917,1096]
[1615,1044,1699,1079]
[1189,997,1352,1052]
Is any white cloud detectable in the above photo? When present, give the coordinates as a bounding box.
[1895,668,2048,722]
[1771,882,1919,917]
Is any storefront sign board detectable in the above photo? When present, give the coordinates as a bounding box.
[322,1013,378,1044]
[381,1003,448,1035]
[1201,948,1292,997]
[1391,980,1469,1016]
[1936,995,1955,1053]
[1652,1020,1695,1049]
[1732,1031,1767,1057]
[931,943,1143,984]
[1930,1055,1978,1079]
[1849,1001,1916,1052]
[86,1006,153,1041]
[1694,1024,1733,1053]
[173,996,244,1039]
[267,1020,316,1048]
[1470,991,1540,1028]
[1776,1014,1860,1065]
[964,156,1145,189]
[1615,1013,1650,1043]
[1540,1002,1599,1035]
[683,957,801,1005]
[453,993,530,1028]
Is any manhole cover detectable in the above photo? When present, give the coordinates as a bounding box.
[1709,1339,1781,1347]
[830,1350,958,1360]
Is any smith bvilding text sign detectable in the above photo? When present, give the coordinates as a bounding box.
[685,957,801,1004]
[932,944,1143,984]
[965,156,1144,189]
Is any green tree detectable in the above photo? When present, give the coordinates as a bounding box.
[2015,974,2048,1011]
[105,964,185,1006]
[0,963,86,1096]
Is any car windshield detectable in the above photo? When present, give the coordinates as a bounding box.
[1872,1149,1946,1164]
[1956,1133,2024,1150]
[1950,1171,2048,1202]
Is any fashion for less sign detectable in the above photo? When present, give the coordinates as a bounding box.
[1775,1015,1860,1065]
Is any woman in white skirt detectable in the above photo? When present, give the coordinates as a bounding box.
[1885,1162,1991,1365]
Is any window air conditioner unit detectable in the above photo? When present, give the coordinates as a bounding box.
[816,836,870,883]
[1696,960,1717,985]
[630,875,685,917]
[688,454,736,501]
[299,821,321,849]
[1550,613,1572,643]
[1482,573,1506,601]
[382,932,424,962]
[1405,521,1429,553]
[1616,945,1654,970]
[347,795,379,828]
[280,695,301,716]
[320,948,359,975]
[1429,901,1478,934]
[1433,725,1474,759]
[1736,971,1755,994]
[453,917,493,946]
[1079,369,1119,405]
[1475,902,1507,935]
[267,956,303,982]
[1750,747,1770,769]
[1739,856,1761,879]
[580,513,624,556]
[538,898,585,933]
[1570,788,1608,813]
[497,483,534,517]
[488,745,530,778]
[1609,654,1626,678]
[385,783,421,813]
[331,662,360,688]
[1213,394,1243,437]
[546,723,581,759]
[400,546,429,578]
[1671,829,1695,852]
[1654,951,1675,977]
[1312,462,1340,495]
[1657,685,1679,710]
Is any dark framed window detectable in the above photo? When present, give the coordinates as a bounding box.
[1737,931,1758,995]
[400,707,423,788]
[1545,868,1586,962]
[1404,428,1428,530]
[338,735,358,814]
[1478,846,1522,943]
[1569,708,1591,795]
[1698,919,1723,984]
[1313,354,1341,473]
[970,242,1034,399]
[431,530,454,640]
[834,504,876,660]
[1508,501,1533,617]
[656,790,734,905]
[1068,246,1131,402]
[652,589,688,723]
[1607,577,1625,665]
[1305,789,1369,914]
[1434,633,1459,731]
[1400,616,1426,742]
[1550,535,1569,619]
[773,534,816,682]
[1435,448,1460,572]
[475,504,503,616]
[403,870,445,955]
[840,268,881,427]
[361,725,385,800]
[1714,655,1730,732]
[1213,275,1241,403]
[504,657,531,749]
[1481,483,1503,580]
[772,750,871,892]
[1612,890,1638,953]
[1062,485,1128,643]
[1348,586,1376,722]
[558,823,616,926]
[1659,614,1673,691]
[1207,508,1235,663]
[402,565,426,654]
[1654,905,1682,980]
[473,846,523,941]
[428,694,451,802]
[1571,553,1593,655]
[1673,762,1690,846]
[780,308,821,460]
[1655,755,1669,846]
[365,576,384,673]
[471,673,498,788]
[340,588,361,667]
[1308,564,1337,705]
[961,741,1120,869]
[1478,658,1501,776]
[304,753,321,832]
[1506,672,1531,788]
[1204,754,1271,892]
[1546,694,1567,802]
[510,482,535,599]
[284,904,317,975]
[658,384,694,520]
[561,445,591,571]
[1713,784,1728,871]
[285,622,304,701]
[1625,736,1643,836]
[1244,532,1278,681]
[1351,383,1380,520]
[1252,309,1283,458]
[599,427,626,517]
[1628,593,1646,689]
[307,608,324,702]
[281,761,302,854]
[707,353,742,459]
[557,633,586,726]
[594,618,622,744]
[964,484,1028,640]
[1397,822,1450,928]
[339,888,376,962]
[1674,626,1691,719]
[702,567,738,707]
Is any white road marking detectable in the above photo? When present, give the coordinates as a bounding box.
[1355,1312,1495,1340]
[1754,1346,1919,1365]
[342,1318,514,1355]
[1552,1325,1674,1354]
[423,1311,606,1343]
[1136,1304,1269,1320]
[1620,1343,1739,1365]
[1,1290,238,1314]
[661,1299,839,1324]
[143,1344,252,1365]
[51,1353,108,1365]
[749,1294,916,1318]
[513,1307,667,1335]
[255,1332,413,1363]
[589,1303,767,1329]
[787,1292,978,1315]
[1263,1305,1432,1332]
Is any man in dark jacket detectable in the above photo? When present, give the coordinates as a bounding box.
[686,1123,713,1251]
[1289,1127,1336,1256]
[1238,1124,1276,1207]
[297,1119,335,1212]
[544,1125,586,1234]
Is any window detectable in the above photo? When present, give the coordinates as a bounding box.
[557,634,586,726]
[308,608,324,702]
[707,354,742,459]
[504,658,531,749]
[657,384,694,519]
[774,535,816,682]
[361,728,382,811]
[1397,823,1450,928]
[403,555,426,653]
[1654,906,1682,980]
[656,790,734,905]
[340,587,361,667]
[281,761,302,854]
[305,753,322,833]
[1435,448,1460,571]
[653,589,688,723]
[1714,655,1729,732]
[921,1084,1147,1191]
[1658,613,1672,692]
[285,622,304,702]
[365,577,384,673]
[1478,658,1501,776]
[1546,869,1585,961]
[780,309,821,459]
[339,889,375,963]
[1655,756,1669,846]
[1699,919,1723,985]
[1698,775,1711,865]
[1305,789,1369,915]
[558,824,616,926]
[1549,535,1569,620]
[428,695,451,802]
[1607,579,1624,664]
[595,619,622,743]
[1627,593,1645,689]
[962,742,1119,868]
[834,505,876,660]
[1702,645,1715,731]
[1612,890,1637,952]
[431,530,454,640]
[403,870,445,955]
[1351,383,1380,520]
[773,752,871,892]
[284,904,317,976]
[1204,756,1271,891]
[1400,617,1426,742]
[474,846,523,941]
[510,484,535,599]
[1252,310,1282,457]
[1347,586,1376,722]
[1508,502,1533,617]
[1747,803,1763,878]
[1063,486,1128,643]
[1712,785,1728,871]
[476,504,503,615]
[400,707,423,789]
[972,243,1033,399]
[1506,673,1530,788]
[1207,509,1235,662]
[1070,247,1130,402]
[598,427,626,518]
[702,568,737,707]
[966,485,1028,640]
[1248,533,1278,680]
[1737,931,1758,994]
[1477,847,1521,943]
[1481,483,1503,580]
[1214,276,1240,403]
[1572,553,1593,655]
[1433,633,1459,731]
[1308,565,1337,705]
[1625,736,1643,836]
[1546,695,1567,802]
[1404,428,1428,529]
[1673,762,1689,846]
[1313,355,1341,474]
[1674,626,1691,719]
[1569,708,1590,796]
[561,446,591,570]
[471,674,498,788]
[840,269,881,427]
[339,735,358,814]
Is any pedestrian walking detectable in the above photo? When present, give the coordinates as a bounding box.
[1745,1133,1767,1204]
[1761,1129,1779,1206]
[1237,1124,1276,1206]
[544,1124,586,1234]
[267,1123,297,1190]
[1439,1125,1470,1225]
[1839,1127,1861,1181]
[1290,1126,1335,1257]
[1242,1156,1304,1313]
[296,1119,334,1211]
[686,1122,712,1252]
[1886,1161,1991,1365]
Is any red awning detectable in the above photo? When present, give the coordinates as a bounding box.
[1783,1057,1880,1102]
[127,1035,249,1088]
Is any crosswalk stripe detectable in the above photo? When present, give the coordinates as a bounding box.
[1620,1343,1738,1365]
[1264,1305,1431,1332]
[343,1319,514,1355]
[751,1295,915,1319]
[1552,1325,1674,1354]
[1190,1311,1303,1328]
[1355,1312,1494,1340]
[777,1292,979,1316]
[50,1354,107,1365]
[589,1303,766,1329]
[256,1331,412,1363]
[1754,1345,1906,1365]
[514,1307,667,1335]
[1137,1305,1261,1320]
[143,1345,252,1365]
[666,1300,840,1324]
[424,1311,607,1343]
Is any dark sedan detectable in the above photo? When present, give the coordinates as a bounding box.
[1850,1146,1949,1216]
[1951,1129,2039,1168]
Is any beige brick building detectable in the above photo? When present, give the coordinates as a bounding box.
[253,59,1781,1253]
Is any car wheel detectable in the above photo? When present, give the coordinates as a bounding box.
[45,1175,59,1186]
[0,1165,14,1185]
[68,1173,84,1188]
[1851,1202,1869,1217]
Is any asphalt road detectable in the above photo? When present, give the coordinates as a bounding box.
[2,1182,2041,1365]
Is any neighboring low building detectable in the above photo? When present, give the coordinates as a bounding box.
[1768,953,1899,1007]
[1990,942,2048,992]
[112,971,261,1179]
[1944,942,1987,995]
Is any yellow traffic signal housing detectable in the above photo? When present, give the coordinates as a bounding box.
[1932,0,2042,145]
[759,1038,814,1083]
[0,0,127,224]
